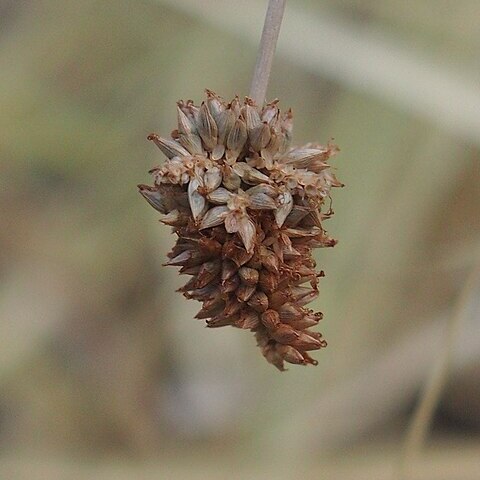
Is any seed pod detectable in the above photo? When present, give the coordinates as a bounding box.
[236,283,256,302]
[235,310,260,329]
[177,107,204,154]
[261,100,279,125]
[221,259,237,282]
[300,351,319,366]
[270,323,300,344]
[217,108,236,144]
[247,291,269,312]
[222,240,253,267]
[290,286,316,302]
[221,274,241,294]
[195,299,225,319]
[281,147,329,169]
[258,270,278,294]
[177,105,197,135]
[278,303,304,322]
[198,237,223,256]
[276,344,305,365]
[296,289,319,306]
[211,144,226,161]
[138,185,168,213]
[205,89,225,122]
[163,250,195,267]
[250,122,271,152]
[207,187,232,205]
[233,163,270,185]
[261,309,280,330]
[178,133,204,155]
[223,298,243,317]
[248,192,277,210]
[238,267,259,286]
[245,184,277,198]
[242,101,262,135]
[283,227,322,238]
[196,102,218,151]
[226,119,247,162]
[186,284,219,301]
[290,313,321,330]
[275,190,293,227]
[180,264,201,275]
[195,260,221,288]
[291,332,324,351]
[177,99,198,122]
[222,165,242,191]
[202,167,222,192]
[147,134,190,158]
[284,205,310,228]
[259,246,280,273]
[238,216,256,254]
[268,290,288,309]
[207,315,235,328]
[199,206,229,230]
[178,276,198,292]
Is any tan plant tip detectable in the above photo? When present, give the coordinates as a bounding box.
[139,91,342,370]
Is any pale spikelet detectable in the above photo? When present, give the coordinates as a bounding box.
[139,90,343,370]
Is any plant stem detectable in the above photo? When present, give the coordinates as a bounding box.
[396,252,480,479]
[249,0,286,106]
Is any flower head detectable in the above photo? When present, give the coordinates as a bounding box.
[139,90,342,370]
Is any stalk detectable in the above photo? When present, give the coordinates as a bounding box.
[249,0,286,106]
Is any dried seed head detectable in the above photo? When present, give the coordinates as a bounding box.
[139,90,342,370]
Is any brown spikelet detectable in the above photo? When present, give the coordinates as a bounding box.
[139,90,342,370]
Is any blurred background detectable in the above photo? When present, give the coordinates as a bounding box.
[1,0,479,478]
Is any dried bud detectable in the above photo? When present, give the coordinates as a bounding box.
[139,90,341,370]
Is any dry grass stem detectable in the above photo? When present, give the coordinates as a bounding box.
[397,247,480,479]
[249,0,287,106]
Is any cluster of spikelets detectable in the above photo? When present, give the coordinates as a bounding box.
[138,90,342,370]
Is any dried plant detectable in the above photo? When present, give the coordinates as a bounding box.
[138,90,342,370]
